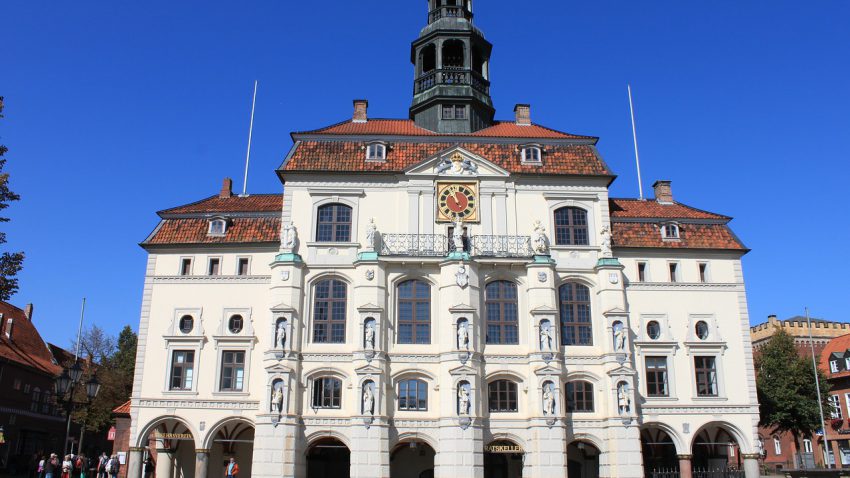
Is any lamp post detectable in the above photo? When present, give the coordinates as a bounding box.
[55,360,101,456]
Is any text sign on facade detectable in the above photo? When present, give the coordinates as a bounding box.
[154,432,193,441]
[107,426,116,441]
[484,445,523,454]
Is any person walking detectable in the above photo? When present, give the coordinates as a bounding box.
[61,455,72,478]
[142,455,154,478]
[106,455,119,478]
[96,453,108,478]
[224,458,239,478]
[44,454,58,478]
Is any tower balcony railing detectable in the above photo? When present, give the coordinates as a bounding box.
[414,69,490,96]
[378,234,533,258]
[428,6,473,24]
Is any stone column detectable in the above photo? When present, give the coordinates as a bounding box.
[349,422,390,478]
[194,449,209,478]
[126,448,144,478]
[677,454,692,478]
[742,453,760,478]
[155,447,174,478]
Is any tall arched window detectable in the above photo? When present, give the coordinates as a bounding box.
[485,281,518,345]
[398,280,431,344]
[316,203,352,242]
[313,279,347,343]
[398,379,428,411]
[488,380,518,412]
[553,207,589,245]
[566,380,594,412]
[559,282,592,346]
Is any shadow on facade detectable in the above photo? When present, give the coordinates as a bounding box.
[390,440,435,478]
[306,438,350,478]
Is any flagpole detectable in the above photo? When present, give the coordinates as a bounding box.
[627,84,644,200]
[807,308,830,468]
[241,80,258,197]
[74,297,86,361]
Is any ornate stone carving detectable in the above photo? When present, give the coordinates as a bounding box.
[362,382,375,416]
[455,264,469,288]
[600,224,612,258]
[365,269,375,281]
[457,383,471,416]
[457,319,470,351]
[436,152,478,176]
[452,216,465,251]
[271,380,284,415]
[537,271,547,283]
[282,222,297,251]
[542,382,555,416]
[364,320,376,350]
[275,318,287,352]
[364,218,377,250]
[617,382,631,415]
[532,220,548,254]
[613,321,627,352]
[539,320,554,352]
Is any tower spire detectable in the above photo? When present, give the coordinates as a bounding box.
[409,0,494,133]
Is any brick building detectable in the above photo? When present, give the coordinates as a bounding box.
[819,334,850,468]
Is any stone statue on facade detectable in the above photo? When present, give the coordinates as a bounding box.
[436,152,477,175]
[452,216,465,252]
[458,385,470,415]
[600,224,613,258]
[542,384,555,416]
[271,384,284,414]
[455,264,469,288]
[275,320,287,351]
[364,323,375,350]
[282,222,297,251]
[540,324,553,352]
[614,323,627,352]
[617,382,631,415]
[532,220,548,255]
[457,321,469,350]
[362,383,374,416]
[365,218,377,250]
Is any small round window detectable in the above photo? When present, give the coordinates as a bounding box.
[228,315,244,334]
[179,315,194,334]
[646,321,661,340]
[695,321,709,340]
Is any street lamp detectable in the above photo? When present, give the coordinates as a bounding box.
[85,375,101,401]
[55,360,100,455]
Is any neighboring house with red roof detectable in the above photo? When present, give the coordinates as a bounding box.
[0,301,67,473]
[817,334,850,468]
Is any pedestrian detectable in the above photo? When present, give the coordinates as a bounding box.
[76,454,87,478]
[61,455,72,478]
[44,454,58,478]
[224,457,239,478]
[37,455,46,478]
[106,455,119,478]
[142,455,154,478]
[96,453,108,478]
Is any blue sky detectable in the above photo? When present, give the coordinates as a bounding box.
[1,1,848,346]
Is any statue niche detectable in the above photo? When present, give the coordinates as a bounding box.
[539,319,554,352]
[274,317,288,352]
[457,381,471,416]
[542,381,555,416]
[456,318,470,351]
[613,321,627,352]
[362,380,375,416]
[364,318,376,351]
[270,379,285,415]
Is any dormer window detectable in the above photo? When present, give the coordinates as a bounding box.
[661,223,680,239]
[832,360,840,373]
[208,218,227,236]
[845,357,850,370]
[521,146,542,164]
[366,143,386,161]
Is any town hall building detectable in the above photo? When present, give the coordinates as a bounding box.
[125,2,760,478]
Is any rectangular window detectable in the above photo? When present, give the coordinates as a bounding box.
[774,438,781,455]
[669,263,679,283]
[487,380,518,412]
[219,351,245,392]
[694,356,718,397]
[398,380,428,411]
[237,258,250,276]
[845,393,850,419]
[442,104,466,119]
[830,395,843,419]
[637,262,647,282]
[804,439,813,453]
[208,258,221,276]
[645,356,669,397]
[311,378,342,409]
[566,381,594,412]
[170,350,195,391]
[832,360,840,373]
[180,258,193,276]
[698,262,708,283]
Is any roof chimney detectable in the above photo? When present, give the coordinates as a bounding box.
[353,99,369,123]
[652,180,673,204]
[514,104,531,126]
[219,178,233,199]
[24,303,33,321]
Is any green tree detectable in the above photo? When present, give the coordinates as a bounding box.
[0,97,25,300]
[757,329,833,451]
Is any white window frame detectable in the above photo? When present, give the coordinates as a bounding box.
[845,358,850,371]
[167,349,198,392]
[179,257,194,276]
[844,393,850,419]
[668,262,680,283]
[830,394,842,419]
[832,360,840,373]
[207,256,222,276]
[208,218,227,236]
[236,256,251,276]
[637,261,648,282]
[366,143,387,161]
[773,438,781,455]
[698,262,710,283]
[661,223,680,239]
[521,146,542,164]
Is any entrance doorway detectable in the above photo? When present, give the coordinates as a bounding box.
[567,441,600,478]
[390,441,435,478]
[208,420,254,478]
[307,438,350,478]
[483,440,523,478]
[641,426,679,475]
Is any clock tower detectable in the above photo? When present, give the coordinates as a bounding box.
[409,0,495,134]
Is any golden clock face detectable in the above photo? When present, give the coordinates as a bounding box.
[437,182,478,222]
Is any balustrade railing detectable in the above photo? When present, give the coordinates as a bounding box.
[380,234,448,257]
[414,69,490,96]
[470,235,532,258]
[428,6,472,23]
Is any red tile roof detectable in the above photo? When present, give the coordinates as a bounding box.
[610,199,729,220]
[0,302,60,376]
[160,194,282,216]
[283,141,611,176]
[611,223,746,251]
[821,334,850,378]
[143,217,281,246]
[112,400,131,415]
[297,119,595,140]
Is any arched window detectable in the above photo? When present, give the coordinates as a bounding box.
[553,207,589,246]
[316,204,352,242]
[311,377,342,409]
[366,143,386,161]
[397,280,431,344]
[488,380,518,412]
[565,380,594,412]
[559,282,592,346]
[31,387,41,412]
[398,379,428,411]
[485,281,518,345]
[313,279,347,343]
[442,40,465,69]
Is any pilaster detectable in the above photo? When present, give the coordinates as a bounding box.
[434,422,484,478]
[349,421,390,478]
